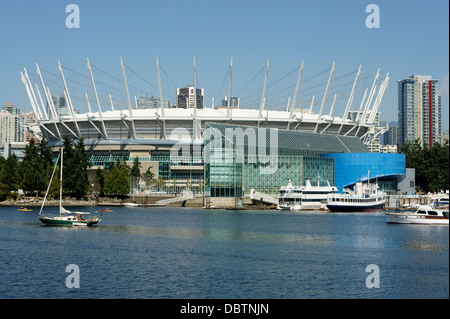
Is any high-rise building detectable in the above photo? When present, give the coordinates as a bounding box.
[398,75,442,147]
[176,85,204,109]
[48,94,70,119]
[381,125,398,146]
[0,102,24,144]
[136,94,170,109]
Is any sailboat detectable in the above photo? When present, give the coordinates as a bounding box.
[38,148,100,227]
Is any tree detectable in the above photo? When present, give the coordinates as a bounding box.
[104,159,130,196]
[0,153,19,192]
[401,140,449,192]
[141,167,155,188]
[93,168,105,195]
[20,139,47,196]
[130,157,141,192]
[62,136,90,198]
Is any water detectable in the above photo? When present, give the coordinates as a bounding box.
[0,206,448,299]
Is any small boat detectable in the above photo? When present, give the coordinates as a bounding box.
[386,206,449,225]
[122,202,139,207]
[326,181,386,212]
[38,148,100,227]
[18,207,33,212]
[101,208,114,213]
[386,195,449,225]
[277,178,338,211]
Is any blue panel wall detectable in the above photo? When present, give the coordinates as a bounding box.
[321,153,406,193]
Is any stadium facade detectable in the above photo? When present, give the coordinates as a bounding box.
[19,58,407,201]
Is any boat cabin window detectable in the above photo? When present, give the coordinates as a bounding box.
[417,211,426,214]
[443,211,449,218]
[427,211,438,216]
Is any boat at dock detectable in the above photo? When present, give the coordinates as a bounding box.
[386,195,449,225]
[278,178,338,211]
[326,181,386,212]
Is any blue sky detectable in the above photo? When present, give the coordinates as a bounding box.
[1,0,448,130]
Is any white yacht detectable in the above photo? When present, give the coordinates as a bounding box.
[386,194,449,225]
[278,178,338,211]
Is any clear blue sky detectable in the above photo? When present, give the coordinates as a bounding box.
[1,0,448,130]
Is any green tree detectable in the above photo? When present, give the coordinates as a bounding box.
[104,159,130,195]
[62,136,90,198]
[93,168,105,195]
[20,139,47,196]
[0,153,19,192]
[130,157,141,191]
[401,140,449,192]
[141,167,155,188]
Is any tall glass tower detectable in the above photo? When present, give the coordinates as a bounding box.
[398,75,442,148]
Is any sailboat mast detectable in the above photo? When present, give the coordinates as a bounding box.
[60,148,63,216]
[38,152,61,217]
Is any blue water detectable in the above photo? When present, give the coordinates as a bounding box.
[0,206,448,299]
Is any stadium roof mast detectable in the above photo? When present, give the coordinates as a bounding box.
[287,59,304,130]
[338,65,361,134]
[227,56,233,118]
[314,61,335,133]
[36,63,57,120]
[57,60,81,138]
[156,56,166,138]
[21,68,42,121]
[120,56,137,139]
[21,70,60,140]
[87,57,109,139]
[355,68,380,137]
[259,58,269,119]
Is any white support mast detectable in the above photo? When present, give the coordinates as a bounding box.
[57,60,76,119]
[360,69,380,124]
[343,64,361,122]
[87,57,108,139]
[87,58,103,117]
[23,68,44,120]
[328,94,337,117]
[227,56,233,118]
[21,71,42,121]
[109,95,115,111]
[193,56,197,118]
[156,56,165,117]
[58,60,81,138]
[315,61,335,133]
[46,87,62,139]
[120,56,134,118]
[85,92,92,113]
[309,96,315,113]
[36,63,58,120]
[35,83,49,120]
[368,73,389,124]
[156,56,166,138]
[287,59,304,130]
[259,58,269,119]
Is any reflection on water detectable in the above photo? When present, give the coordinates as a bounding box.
[405,241,449,252]
[0,206,448,298]
[99,224,335,245]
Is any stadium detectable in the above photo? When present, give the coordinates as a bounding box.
[19,57,404,204]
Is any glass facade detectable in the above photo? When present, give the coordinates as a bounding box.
[204,123,368,197]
